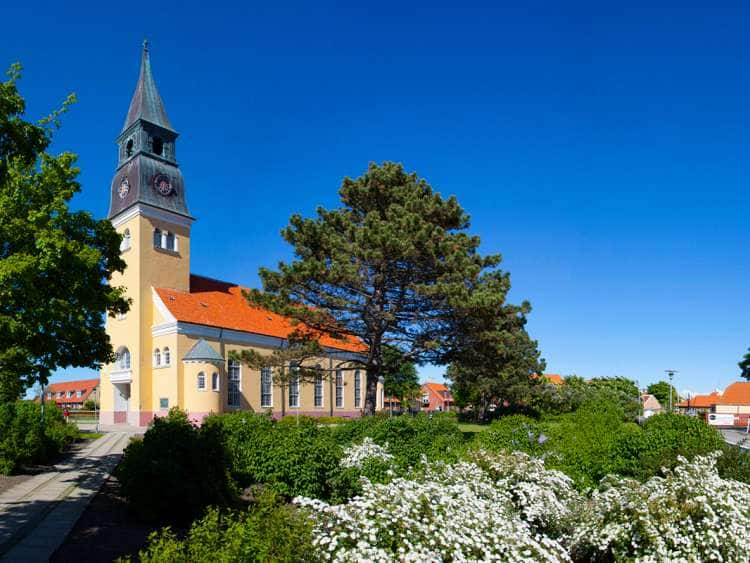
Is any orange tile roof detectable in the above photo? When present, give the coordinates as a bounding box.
[717,382,750,406]
[44,378,99,404]
[155,275,366,353]
[544,374,564,385]
[423,382,450,393]
[676,391,721,408]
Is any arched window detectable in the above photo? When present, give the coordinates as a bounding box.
[116,347,131,370]
[162,347,170,366]
[153,348,161,367]
[288,363,300,408]
[125,138,134,157]
[153,228,162,248]
[197,372,206,390]
[120,228,131,252]
[211,372,219,391]
[354,370,361,409]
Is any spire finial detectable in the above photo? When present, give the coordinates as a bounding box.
[143,38,149,53]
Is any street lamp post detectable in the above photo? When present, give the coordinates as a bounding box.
[665,370,678,413]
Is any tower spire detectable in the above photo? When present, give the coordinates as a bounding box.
[122,40,173,133]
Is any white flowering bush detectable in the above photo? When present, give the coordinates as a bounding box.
[570,451,750,562]
[339,437,394,469]
[471,449,581,537]
[296,455,571,562]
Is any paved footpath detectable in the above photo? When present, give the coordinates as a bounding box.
[0,431,136,562]
[721,428,750,449]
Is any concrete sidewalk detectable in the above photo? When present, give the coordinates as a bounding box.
[0,431,135,562]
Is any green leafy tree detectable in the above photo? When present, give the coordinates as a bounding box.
[646,380,679,409]
[244,162,534,414]
[739,348,750,381]
[381,346,419,406]
[0,65,128,402]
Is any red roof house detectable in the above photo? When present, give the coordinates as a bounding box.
[42,378,100,410]
[676,391,721,413]
[421,382,454,412]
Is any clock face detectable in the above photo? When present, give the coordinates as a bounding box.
[118,177,130,199]
[154,174,172,196]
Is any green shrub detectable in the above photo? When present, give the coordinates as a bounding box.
[115,408,236,523]
[717,443,750,484]
[206,412,352,501]
[129,490,313,563]
[472,414,545,456]
[0,400,77,474]
[316,415,349,425]
[633,413,724,479]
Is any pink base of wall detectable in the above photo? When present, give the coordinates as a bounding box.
[99,409,365,427]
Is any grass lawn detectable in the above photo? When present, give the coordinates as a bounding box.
[76,431,104,441]
[458,423,490,434]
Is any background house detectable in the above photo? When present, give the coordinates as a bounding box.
[421,382,454,412]
[712,382,750,427]
[675,391,721,415]
[42,378,100,410]
[640,393,662,418]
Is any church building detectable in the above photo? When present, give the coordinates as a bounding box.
[99,44,381,426]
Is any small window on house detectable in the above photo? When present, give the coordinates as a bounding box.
[314,370,323,408]
[162,347,170,366]
[197,372,206,391]
[125,139,134,157]
[116,347,131,370]
[354,370,361,409]
[160,398,169,409]
[153,348,161,367]
[335,370,344,409]
[47,392,52,399]
[289,363,300,408]
[152,137,163,156]
[212,372,219,391]
[260,367,272,408]
[153,228,162,248]
[120,228,131,252]
[77,390,83,398]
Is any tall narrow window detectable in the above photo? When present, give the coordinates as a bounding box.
[288,364,300,408]
[152,137,163,156]
[314,370,323,408]
[166,231,175,251]
[261,367,273,408]
[153,228,162,248]
[227,359,241,407]
[211,372,219,391]
[162,347,170,366]
[116,347,131,370]
[354,370,361,408]
[153,348,161,367]
[335,370,344,409]
[125,138,134,157]
[197,372,206,390]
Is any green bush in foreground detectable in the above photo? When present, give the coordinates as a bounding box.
[115,408,236,523]
[128,490,313,563]
[0,400,77,474]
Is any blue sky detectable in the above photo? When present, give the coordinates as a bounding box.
[5,1,750,394]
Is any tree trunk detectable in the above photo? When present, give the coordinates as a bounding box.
[363,364,380,416]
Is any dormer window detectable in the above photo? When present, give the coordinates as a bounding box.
[152,137,163,156]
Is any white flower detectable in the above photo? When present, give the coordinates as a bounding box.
[339,437,394,469]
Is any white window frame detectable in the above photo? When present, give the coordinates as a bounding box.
[314,373,324,408]
[197,371,206,391]
[260,367,273,408]
[288,364,300,408]
[77,390,83,398]
[120,228,131,252]
[116,347,131,370]
[335,369,344,409]
[354,370,361,409]
[162,347,170,366]
[228,359,241,407]
[211,371,220,392]
[153,348,161,367]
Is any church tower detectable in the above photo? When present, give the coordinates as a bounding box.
[101,42,194,426]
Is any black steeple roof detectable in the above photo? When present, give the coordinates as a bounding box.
[122,40,174,133]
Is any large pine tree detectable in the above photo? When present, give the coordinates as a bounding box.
[245,161,541,414]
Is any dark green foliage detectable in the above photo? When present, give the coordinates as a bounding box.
[205,411,352,501]
[0,65,129,401]
[245,161,539,414]
[115,409,236,524]
[632,413,724,479]
[532,376,640,420]
[130,490,313,563]
[0,400,77,474]
[82,399,97,410]
[739,347,750,381]
[332,412,466,468]
[472,414,546,457]
[381,346,420,405]
[717,442,750,484]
